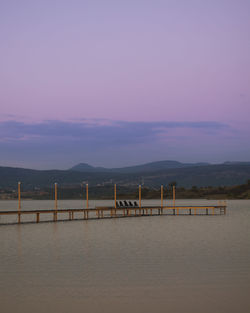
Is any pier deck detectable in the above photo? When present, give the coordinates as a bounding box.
[0,205,226,225]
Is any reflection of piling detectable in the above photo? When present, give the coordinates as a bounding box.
[18,182,21,224]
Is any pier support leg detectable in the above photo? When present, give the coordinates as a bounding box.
[36,213,40,223]
[189,209,192,215]
[206,208,208,215]
[18,213,21,224]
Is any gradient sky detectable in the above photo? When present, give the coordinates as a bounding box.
[0,0,250,169]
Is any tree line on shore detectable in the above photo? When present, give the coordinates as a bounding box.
[1,180,250,200]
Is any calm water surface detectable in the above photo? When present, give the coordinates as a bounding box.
[0,199,250,313]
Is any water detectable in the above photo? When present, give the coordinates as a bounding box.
[0,199,250,313]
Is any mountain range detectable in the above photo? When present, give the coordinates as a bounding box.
[70,160,210,173]
[0,160,250,190]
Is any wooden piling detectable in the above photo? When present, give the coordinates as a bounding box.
[139,185,141,208]
[18,182,21,224]
[86,184,89,209]
[54,183,58,222]
[173,185,176,208]
[161,185,163,208]
[114,184,117,208]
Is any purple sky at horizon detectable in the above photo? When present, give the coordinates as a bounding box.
[0,0,250,169]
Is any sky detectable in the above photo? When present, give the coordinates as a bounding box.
[0,0,250,169]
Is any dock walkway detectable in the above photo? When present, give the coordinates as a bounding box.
[0,205,226,225]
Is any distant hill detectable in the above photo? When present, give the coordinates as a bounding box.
[70,160,210,173]
[0,162,250,190]
[70,163,109,172]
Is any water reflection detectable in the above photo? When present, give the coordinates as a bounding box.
[0,200,250,313]
[17,225,22,259]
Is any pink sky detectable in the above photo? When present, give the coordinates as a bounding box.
[0,0,249,168]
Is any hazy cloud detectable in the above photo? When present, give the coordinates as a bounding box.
[0,119,227,144]
[2,119,245,169]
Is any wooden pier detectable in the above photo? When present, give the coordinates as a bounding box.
[0,182,227,225]
[0,205,226,225]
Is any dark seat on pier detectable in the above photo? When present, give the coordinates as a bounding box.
[124,200,129,207]
[129,201,134,207]
[134,201,139,207]
[119,201,124,207]
[116,201,120,208]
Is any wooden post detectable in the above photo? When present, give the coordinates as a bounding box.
[54,183,58,221]
[114,184,117,208]
[165,185,167,207]
[161,185,163,208]
[173,185,176,207]
[55,183,58,210]
[82,183,86,218]
[18,182,21,224]
[139,185,141,208]
[86,184,89,209]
